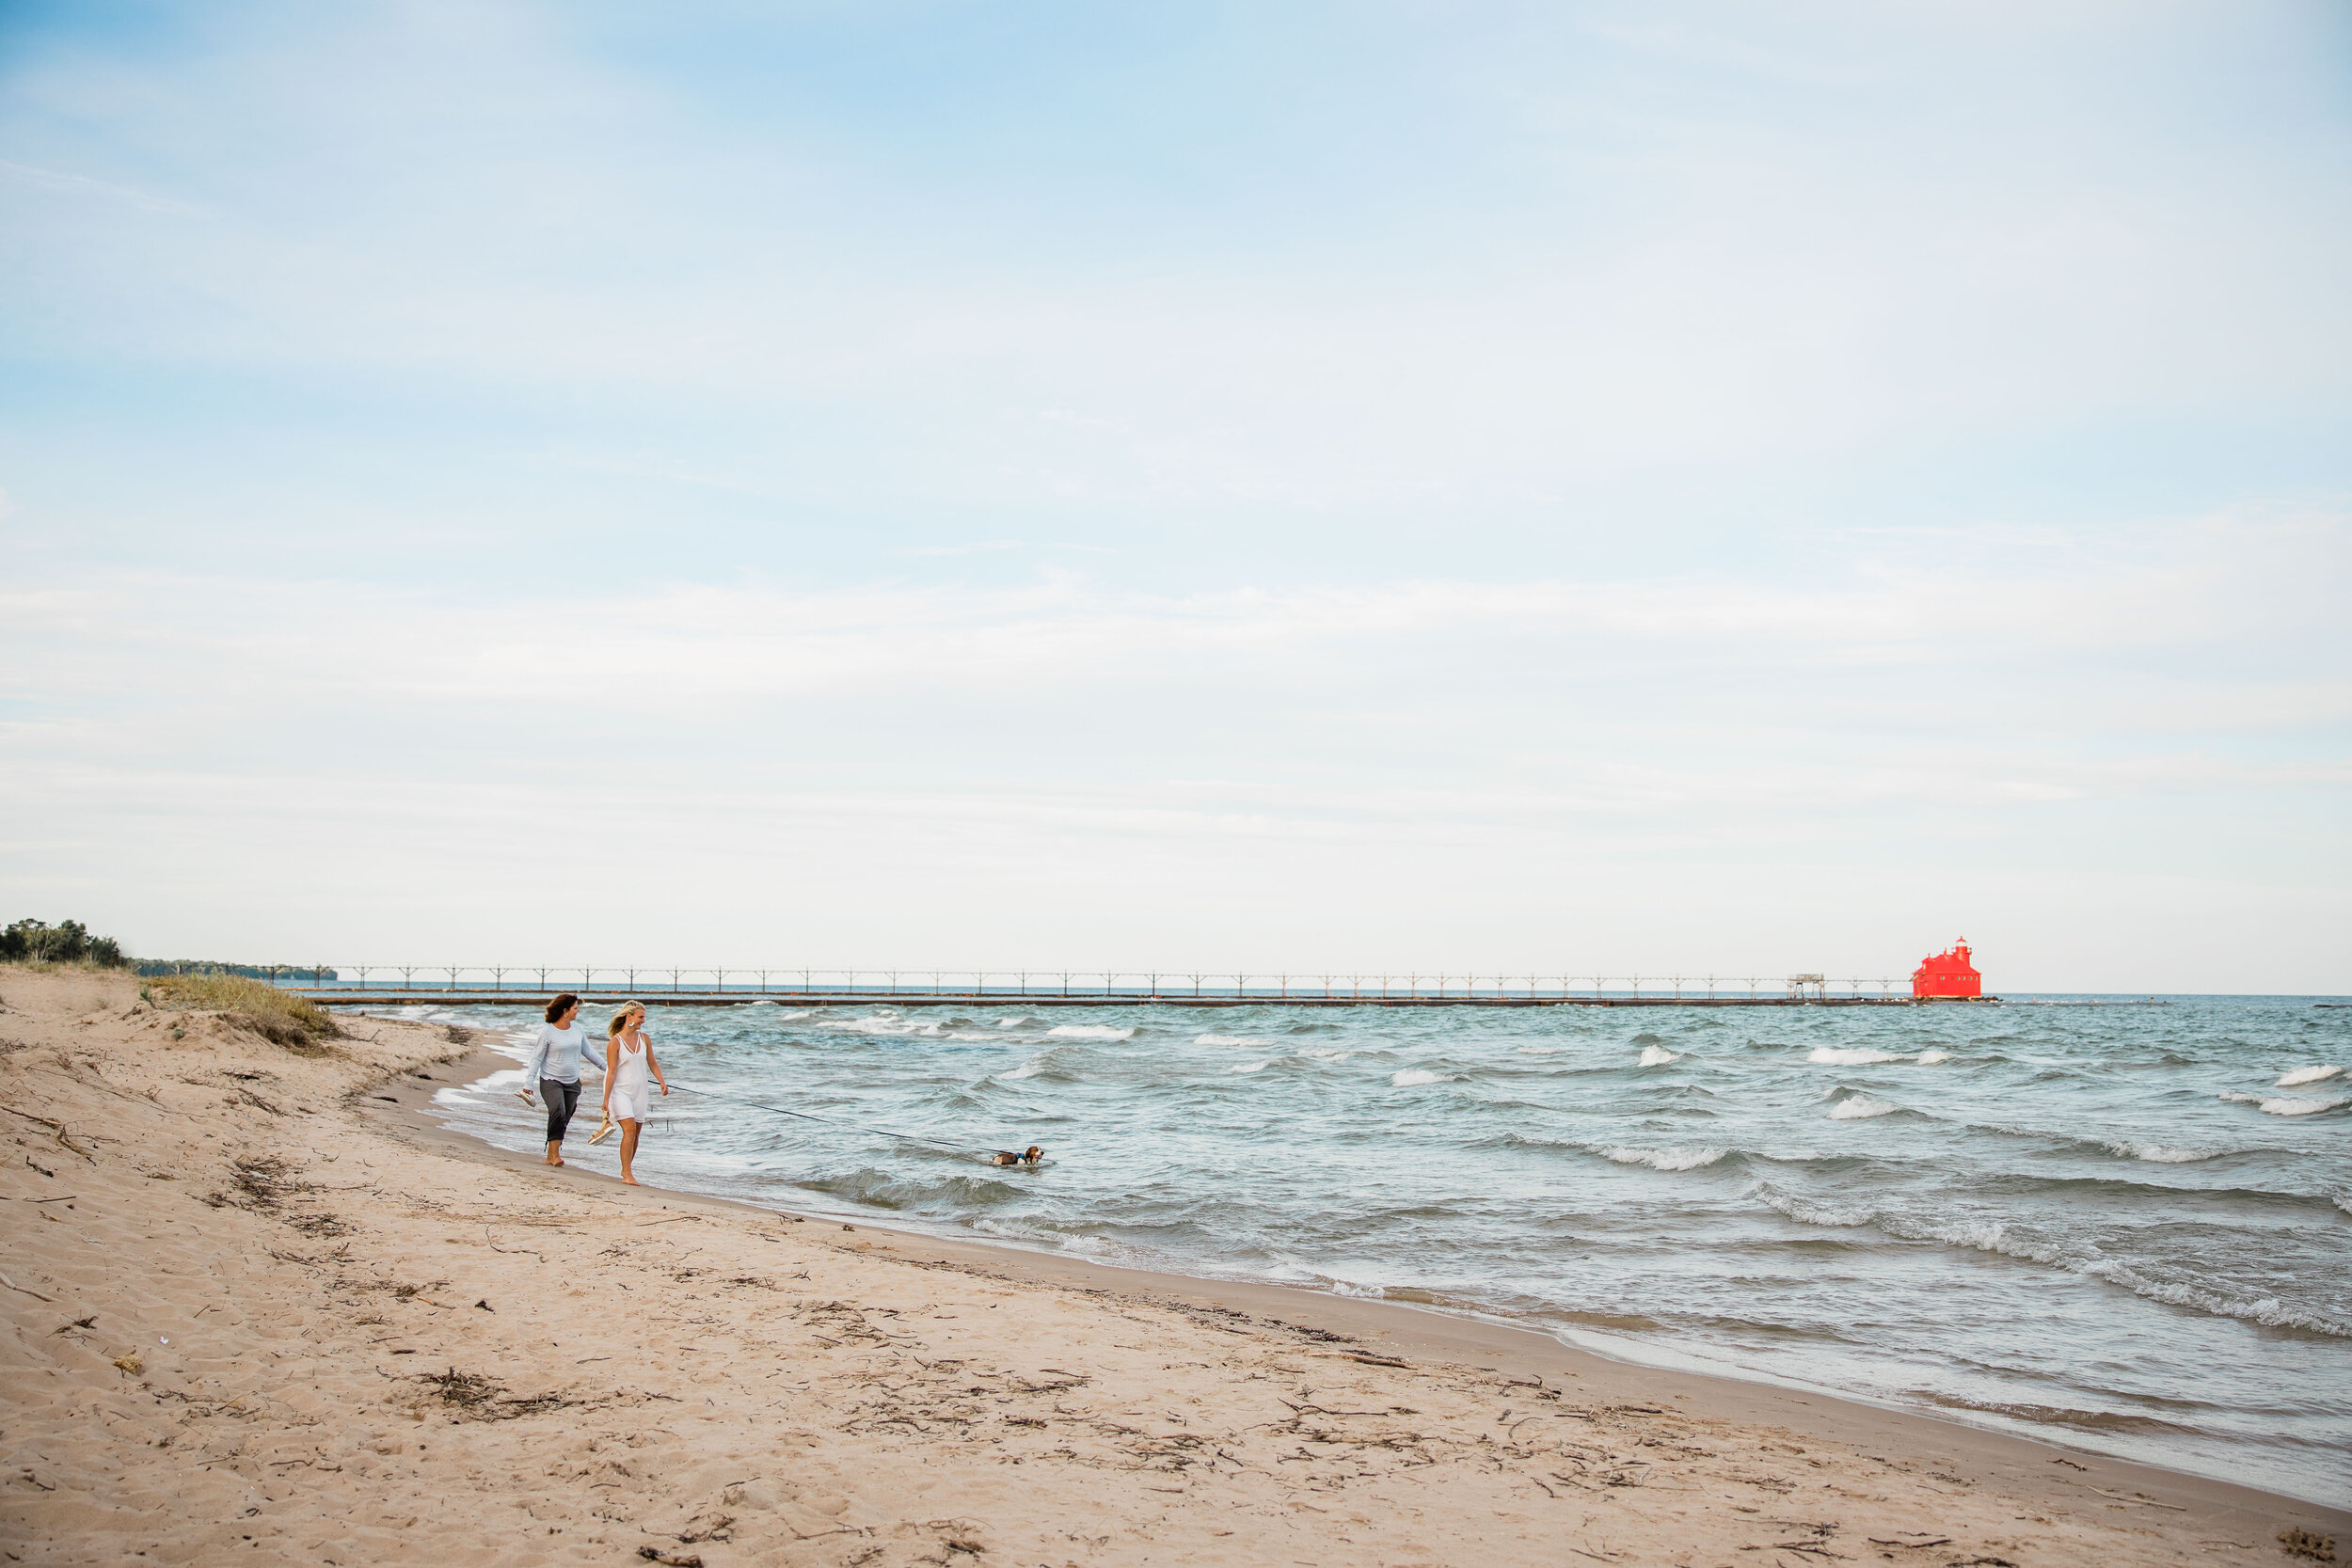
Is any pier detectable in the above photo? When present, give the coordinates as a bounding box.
[245,967,2039,1007]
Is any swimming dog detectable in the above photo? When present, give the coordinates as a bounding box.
[991,1146,1045,1167]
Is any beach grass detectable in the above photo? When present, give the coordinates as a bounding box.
[142,970,340,1053]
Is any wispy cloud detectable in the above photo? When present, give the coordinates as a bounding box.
[0,157,203,215]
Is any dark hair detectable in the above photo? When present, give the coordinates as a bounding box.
[545,991,580,1024]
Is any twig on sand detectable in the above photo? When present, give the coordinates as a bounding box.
[1867,1539,1951,1549]
[1,1272,55,1302]
[0,1104,94,1162]
[2085,1488,2186,1512]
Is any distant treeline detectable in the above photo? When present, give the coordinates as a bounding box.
[3,919,339,980]
[3,918,130,967]
[135,961,341,980]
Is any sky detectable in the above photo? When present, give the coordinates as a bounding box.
[3,0,2348,990]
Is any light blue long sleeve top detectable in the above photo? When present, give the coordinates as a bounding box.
[521,1022,607,1091]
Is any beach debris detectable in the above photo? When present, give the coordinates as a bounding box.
[2280,1528,2337,1562]
[52,1314,98,1335]
[2,1105,92,1162]
[474,1299,494,1311]
[842,1224,855,1231]
[113,1352,144,1375]
[637,1549,703,1567]
[675,1513,734,1544]
[1866,1537,1950,1548]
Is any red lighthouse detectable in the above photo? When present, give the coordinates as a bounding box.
[1913,940,1982,999]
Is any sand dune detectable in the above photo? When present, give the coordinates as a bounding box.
[2,969,2341,1566]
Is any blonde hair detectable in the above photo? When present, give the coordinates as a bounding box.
[607,1001,647,1038]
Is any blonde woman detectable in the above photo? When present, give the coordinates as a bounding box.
[599,1001,668,1186]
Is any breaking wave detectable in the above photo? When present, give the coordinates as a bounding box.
[1637,1044,1681,1067]
[1230,1060,1271,1074]
[1391,1069,1446,1087]
[1827,1095,1898,1120]
[2101,1142,2219,1164]
[1598,1146,1726,1171]
[2276,1065,2344,1087]
[2221,1091,2348,1117]
[1198,1033,1274,1047]
[1808,1047,1906,1065]
[1046,1024,1135,1040]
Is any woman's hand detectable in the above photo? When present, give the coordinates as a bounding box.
[516,1091,534,1105]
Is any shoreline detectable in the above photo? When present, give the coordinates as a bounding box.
[8,969,2344,1567]
[400,1040,2344,1523]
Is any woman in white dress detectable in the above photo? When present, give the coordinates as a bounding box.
[598,1001,668,1186]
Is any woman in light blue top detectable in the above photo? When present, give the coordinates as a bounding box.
[516,992,606,1167]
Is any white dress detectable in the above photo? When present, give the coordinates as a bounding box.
[608,1033,653,1122]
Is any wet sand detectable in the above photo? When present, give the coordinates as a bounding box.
[3,968,2342,1566]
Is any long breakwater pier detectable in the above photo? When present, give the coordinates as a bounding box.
[249,967,2033,1008]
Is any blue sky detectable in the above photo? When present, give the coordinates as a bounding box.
[3,1,2348,987]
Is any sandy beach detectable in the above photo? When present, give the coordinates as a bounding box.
[3,970,2342,1567]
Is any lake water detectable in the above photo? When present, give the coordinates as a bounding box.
[400,995,2351,1506]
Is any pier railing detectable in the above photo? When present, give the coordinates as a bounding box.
[260,967,1917,1004]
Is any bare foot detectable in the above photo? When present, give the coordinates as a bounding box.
[549,1157,565,1167]
[619,1176,639,1186]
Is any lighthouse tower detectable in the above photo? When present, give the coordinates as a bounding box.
[1912,940,1982,999]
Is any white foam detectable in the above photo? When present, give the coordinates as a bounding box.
[1827,1095,1897,1120]
[1197,1033,1273,1047]
[1391,1069,1444,1087]
[1808,1047,1903,1065]
[995,1017,1027,1027]
[2258,1095,2346,1117]
[1300,1047,1352,1060]
[998,1058,1048,1081]
[1046,1024,1135,1040]
[2102,1142,2217,1163]
[1915,1050,1952,1065]
[1637,1044,1680,1067]
[1515,1045,1563,1055]
[2222,1088,2345,1116]
[826,1013,942,1037]
[2276,1064,2344,1087]
[1756,1188,1876,1227]
[1230,1060,1270,1074]
[1598,1146,1725,1172]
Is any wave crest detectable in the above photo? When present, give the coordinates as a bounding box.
[2222,1090,2348,1117]
[1598,1146,1725,1171]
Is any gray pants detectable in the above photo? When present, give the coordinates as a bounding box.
[540,1078,581,1143]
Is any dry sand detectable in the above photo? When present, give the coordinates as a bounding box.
[2,968,2343,1567]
